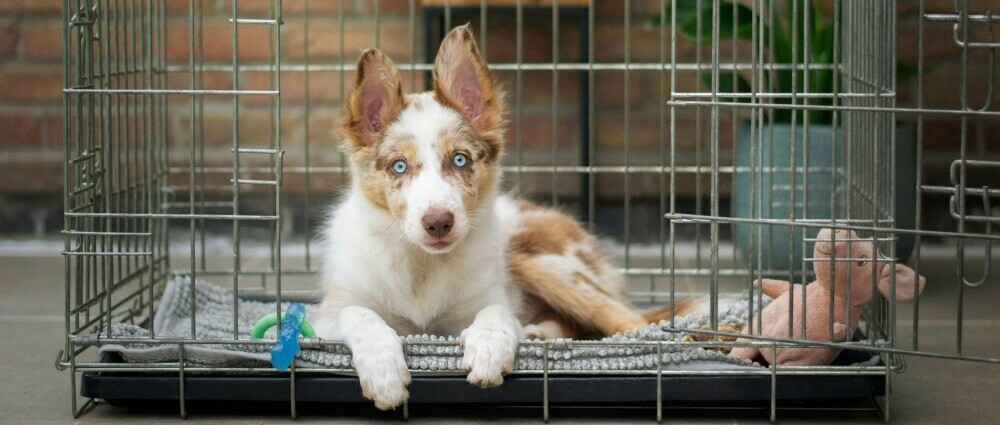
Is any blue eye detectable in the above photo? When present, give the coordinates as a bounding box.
[452,153,469,168]
[391,160,408,174]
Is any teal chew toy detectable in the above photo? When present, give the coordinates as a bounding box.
[250,303,316,371]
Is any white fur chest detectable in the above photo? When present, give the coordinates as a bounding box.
[320,192,515,335]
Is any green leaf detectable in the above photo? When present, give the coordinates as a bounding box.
[896,62,933,86]
[700,71,753,103]
[653,0,756,41]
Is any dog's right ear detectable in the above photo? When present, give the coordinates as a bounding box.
[343,48,404,152]
[433,24,505,157]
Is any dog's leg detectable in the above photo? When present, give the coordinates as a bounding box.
[511,255,647,336]
[314,306,411,410]
[460,304,522,388]
[523,309,578,340]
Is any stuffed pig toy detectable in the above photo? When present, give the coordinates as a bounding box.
[729,228,926,366]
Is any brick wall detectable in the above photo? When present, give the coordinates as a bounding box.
[0,0,996,234]
[0,0,63,196]
[0,0,63,233]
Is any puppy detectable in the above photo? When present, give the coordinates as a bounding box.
[315,25,677,410]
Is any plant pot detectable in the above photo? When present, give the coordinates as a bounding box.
[732,122,916,277]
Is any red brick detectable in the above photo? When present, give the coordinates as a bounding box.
[635,0,681,16]
[224,0,282,15]
[595,110,734,151]
[0,113,42,148]
[249,69,428,106]
[591,157,720,197]
[596,0,626,17]
[244,70,340,104]
[279,171,346,195]
[306,108,344,149]
[287,0,345,14]
[21,20,63,60]
[0,66,62,103]
[164,156,293,196]
[364,0,412,14]
[929,0,1000,14]
[659,69,703,96]
[914,64,998,110]
[163,0,216,15]
[280,148,350,190]
[43,112,62,147]
[477,17,582,63]
[284,19,413,62]
[500,71,581,105]
[596,110,659,150]
[917,115,1000,152]
[592,71,644,107]
[0,0,61,13]
[176,111,300,149]
[505,112,576,149]
[165,70,235,91]
[165,21,275,62]
[0,21,17,57]
[897,19,964,64]
[223,0,343,15]
[0,158,62,194]
[594,22,677,62]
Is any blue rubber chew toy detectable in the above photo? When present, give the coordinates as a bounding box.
[250,303,315,371]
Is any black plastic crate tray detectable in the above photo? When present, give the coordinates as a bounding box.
[84,327,886,411]
[82,371,885,407]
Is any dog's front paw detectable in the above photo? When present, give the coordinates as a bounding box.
[351,340,411,410]
[460,325,518,388]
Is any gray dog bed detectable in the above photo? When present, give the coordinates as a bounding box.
[98,277,769,372]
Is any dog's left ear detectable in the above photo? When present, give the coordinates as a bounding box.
[433,24,505,155]
[343,48,404,152]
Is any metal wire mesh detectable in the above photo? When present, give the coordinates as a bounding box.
[59,0,998,420]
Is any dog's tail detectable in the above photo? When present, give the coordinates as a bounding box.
[640,297,702,324]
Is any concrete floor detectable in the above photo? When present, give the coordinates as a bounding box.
[1,242,998,424]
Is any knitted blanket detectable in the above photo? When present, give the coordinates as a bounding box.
[98,277,769,371]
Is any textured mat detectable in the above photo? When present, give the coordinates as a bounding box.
[98,277,768,371]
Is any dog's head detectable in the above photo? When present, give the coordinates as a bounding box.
[342,25,505,254]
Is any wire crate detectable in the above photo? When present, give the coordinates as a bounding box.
[58,0,998,421]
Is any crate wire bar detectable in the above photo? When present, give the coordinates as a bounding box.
[59,0,998,422]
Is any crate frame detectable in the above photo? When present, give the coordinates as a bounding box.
[58,0,999,421]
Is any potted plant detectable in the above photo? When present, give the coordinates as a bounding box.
[662,0,917,275]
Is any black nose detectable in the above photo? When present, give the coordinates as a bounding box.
[422,208,455,238]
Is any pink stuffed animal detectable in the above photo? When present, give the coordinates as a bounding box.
[730,228,926,366]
